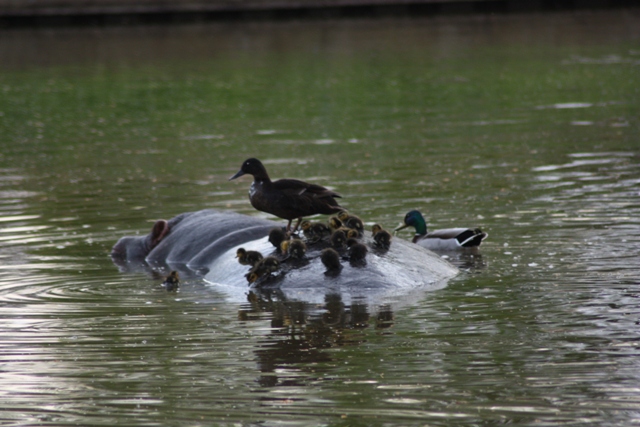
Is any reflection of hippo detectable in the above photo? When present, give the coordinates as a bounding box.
[111,209,458,304]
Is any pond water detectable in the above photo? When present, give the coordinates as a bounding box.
[1,8,639,426]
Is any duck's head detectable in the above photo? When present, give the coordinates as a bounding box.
[229,158,269,181]
[300,221,312,232]
[394,210,427,235]
[236,248,247,259]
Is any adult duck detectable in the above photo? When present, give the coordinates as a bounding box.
[229,158,342,232]
[394,210,487,252]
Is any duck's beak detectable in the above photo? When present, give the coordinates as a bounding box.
[229,169,245,181]
[393,223,409,233]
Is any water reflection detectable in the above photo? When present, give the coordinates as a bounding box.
[240,290,393,388]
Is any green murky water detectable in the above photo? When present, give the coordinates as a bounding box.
[1,9,639,426]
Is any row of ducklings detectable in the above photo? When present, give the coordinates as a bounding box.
[236,210,393,284]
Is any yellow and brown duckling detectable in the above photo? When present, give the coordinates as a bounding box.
[268,227,288,250]
[372,223,392,249]
[162,270,180,292]
[229,158,342,232]
[300,220,331,243]
[338,210,365,237]
[328,216,344,232]
[236,247,264,267]
[346,237,368,264]
[281,238,307,260]
[321,248,342,273]
[246,256,280,284]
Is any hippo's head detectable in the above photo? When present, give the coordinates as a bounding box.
[111,219,170,262]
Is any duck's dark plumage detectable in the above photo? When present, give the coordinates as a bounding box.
[229,158,342,231]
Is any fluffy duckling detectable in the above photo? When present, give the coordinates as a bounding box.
[321,248,342,273]
[300,220,331,243]
[236,247,264,267]
[268,227,288,250]
[330,229,347,249]
[162,271,180,292]
[338,210,364,237]
[287,239,307,259]
[328,216,344,232]
[346,238,368,264]
[246,256,280,284]
[372,224,392,249]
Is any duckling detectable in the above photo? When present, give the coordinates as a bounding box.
[346,228,360,239]
[300,220,331,243]
[283,238,307,259]
[236,247,264,267]
[328,216,344,232]
[394,210,488,252]
[346,238,368,264]
[321,248,342,273]
[338,210,364,237]
[371,223,392,249]
[330,229,347,249]
[229,158,342,232]
[268,227,288,250]
[246,256,280,284]
[161,271,180,292]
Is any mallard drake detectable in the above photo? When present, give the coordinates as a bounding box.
[246,256,280,284]
[229,158,342,232]
[394,210,488,251]
[371,224,392,249]
[162,271,180,292]
[236,247,264,267]
[321,248,342,272]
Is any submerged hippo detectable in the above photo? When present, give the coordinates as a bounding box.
[111,209,459,305]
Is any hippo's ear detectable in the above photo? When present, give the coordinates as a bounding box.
[150,220,170,248]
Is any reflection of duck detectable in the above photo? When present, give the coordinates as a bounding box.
[236,247,264,267]
[229,158,342,232]
[246,256,280,284]
[162,271,180,291]
[371,224,392,249]
[394,210,487,251]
